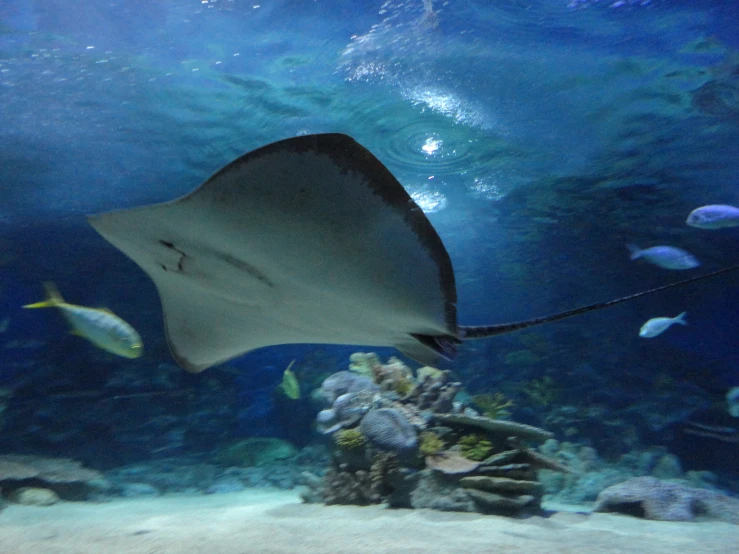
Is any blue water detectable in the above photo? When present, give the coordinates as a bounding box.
[1,0,738,529]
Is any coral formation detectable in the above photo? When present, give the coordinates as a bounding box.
[321,464,381,506]
[309,353,566,518]
[334,429,366,452]
[405,369,461,413]
[359,408,418,457]
[316,389,378,434]
[320,371,378,405]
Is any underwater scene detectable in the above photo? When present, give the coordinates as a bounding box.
[1,0,739,552]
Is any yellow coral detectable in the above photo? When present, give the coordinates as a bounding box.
[334,428,366,451]
[458,433,493,461]
[419,431,444,457]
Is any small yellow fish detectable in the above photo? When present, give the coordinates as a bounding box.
[23,282,143,359]
[281,359,301,400]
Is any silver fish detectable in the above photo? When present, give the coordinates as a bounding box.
[639,312,687,338]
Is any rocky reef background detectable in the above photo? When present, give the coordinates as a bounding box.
[0,347,737,523]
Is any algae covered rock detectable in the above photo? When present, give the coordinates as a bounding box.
[213,438,298,467]
[594,476,739,523]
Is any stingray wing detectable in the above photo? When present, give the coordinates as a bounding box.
[88,134,457,372]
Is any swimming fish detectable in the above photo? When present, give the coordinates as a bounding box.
[638,312,687,338]
[280,359,301,400]
[627,244,700,270]
[686,205,739,229]
[23,282,143,358]
[86,134,739,372]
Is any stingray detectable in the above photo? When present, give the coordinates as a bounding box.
[88,134,739,372]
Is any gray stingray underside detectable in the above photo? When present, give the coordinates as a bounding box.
[87,134,458,372]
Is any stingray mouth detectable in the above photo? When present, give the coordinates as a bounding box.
[411,333,461,361]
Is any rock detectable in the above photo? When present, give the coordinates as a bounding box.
[435,414,553,441]
[410,470,475,512]
[205,477,246,495]
[213,438,298,467]
[120,483,160,497]
[477,463,535,480]
[466,489,536,513]
[594,476,739,523]
[460,476,543,496]
[425,451,480,475]
[480,450,520,466]
[651,454,683,479]
[10,487,60,506]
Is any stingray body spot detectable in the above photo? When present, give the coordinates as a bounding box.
[219,254,275,288]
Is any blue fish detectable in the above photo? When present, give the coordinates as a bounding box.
[686,205,739,229]
[628,244,700,270]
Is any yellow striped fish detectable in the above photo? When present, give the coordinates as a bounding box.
[23,282,143,359]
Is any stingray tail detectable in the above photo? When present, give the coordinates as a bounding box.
[459,264,739,340]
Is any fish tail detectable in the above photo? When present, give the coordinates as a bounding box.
[674,311,688,326]
[627,244,642,260]
[23,281,65,309]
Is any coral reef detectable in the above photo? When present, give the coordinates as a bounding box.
[594,476,739,524]
[405,369,461,413]
[309,353,565,517]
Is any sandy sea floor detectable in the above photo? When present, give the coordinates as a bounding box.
[0,489,738,553]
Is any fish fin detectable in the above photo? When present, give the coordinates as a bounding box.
[674,311,688,326]
[627,244,642,260]
[23,281,65,309]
